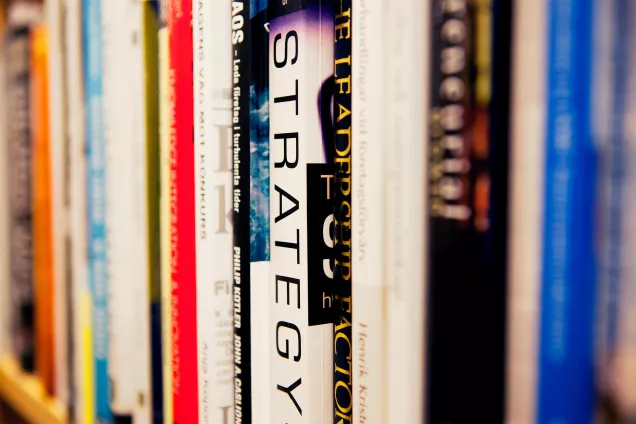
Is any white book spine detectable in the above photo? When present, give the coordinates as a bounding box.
[64,0,91,420]
[269,4,334,424]
[194,0,234,422]
[351,0,388,422]
[102,0,151,420]
[384,0,427,422]
[505,0,546,422]
[46,0,70,406]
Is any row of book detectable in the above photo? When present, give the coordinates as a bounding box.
[0,0,635,423]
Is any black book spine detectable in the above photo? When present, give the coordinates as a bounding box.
[425,0,511,421]
[231,0,253,422]
[333,0,353,423]
[6,26,35,373]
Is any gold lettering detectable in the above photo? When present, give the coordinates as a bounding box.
[336,74,351,94]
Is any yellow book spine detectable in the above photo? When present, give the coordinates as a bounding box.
[158,23,173,424]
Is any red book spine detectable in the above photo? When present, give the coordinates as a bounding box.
[168,1,198,422]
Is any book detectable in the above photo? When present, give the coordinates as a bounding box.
[595,0,636,419]
[6,3,38,375]
[45,0,71,408]
[332,2,353,423]
[268,2,335,423]
[424,0,510,420]
[64,0,93,420]
[167,0,198,421]
[143,2,163,422]
[506,0,598,422]
[0,0,8,360]
[351,0,389,421]
[383,0,427,422]
[193,0,234,422]
[157,0,173,422]
[82,0,110,420]
[231,0,271,422]
[31,22,55,397]
[102,0,152,420]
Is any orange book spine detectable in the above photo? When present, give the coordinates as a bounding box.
[31,24,55,396]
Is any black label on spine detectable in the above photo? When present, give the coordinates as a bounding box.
[231,0,252,422]
[307,163,336,326]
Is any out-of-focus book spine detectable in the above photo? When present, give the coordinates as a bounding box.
[332,2,353,423]
[167,0,198,421]
[505,0,546,421]
[31,22,56,397]
[6,18,35,375]
[102,0,152,421]
[384,0,427,422]
[506,0,598,421]
[424,0,510,420]
[46,0,71,408]
[268,2,334,423]
[230,0,271,421]
[65,0,93,420]
[351,0,388,422]
[0,0,8,361]
[536,0,597,421]
[143,2,163,423]
[157,0,172,422]
[82,0,111,420]
[193,0,233,422]
[596,0,636,420]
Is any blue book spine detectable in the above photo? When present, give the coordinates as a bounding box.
[83,0,111,421]
[538,0,597,422]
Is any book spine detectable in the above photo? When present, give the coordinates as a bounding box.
[7,25,35,375]
[425,0,507,420]
[599,1,636,419]
[384,0,427,422]
[45,0,71,406]
[31,23,56,397]
[505,0,546,421]
[231,0,273,422]
[82,0,110,420]
[609,2,636,417]
[333,2,353,423]
[351,0,388,422]
[536,0,596,421]
[65,0,93,420]
[158,0,173,422]
[143,2,163,423]
[102,0,151,420]
[167,0,199,421]
[194,0,234,422]
[269,2,335,423]
[0,4,8,361]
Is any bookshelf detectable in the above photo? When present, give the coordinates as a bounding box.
[0,355,68,424]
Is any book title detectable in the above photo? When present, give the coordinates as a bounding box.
[429,0,471,222]
[333,1,353,423]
